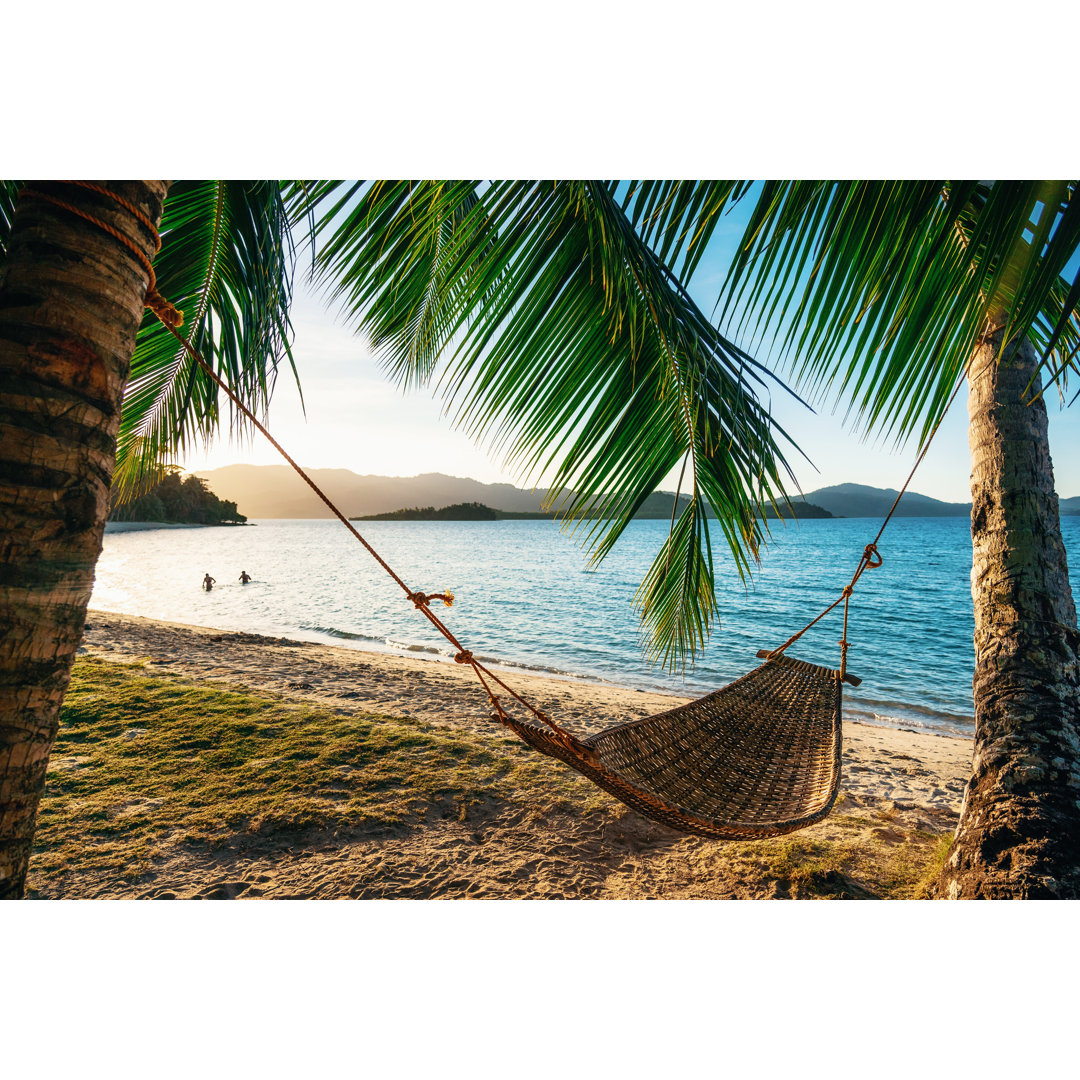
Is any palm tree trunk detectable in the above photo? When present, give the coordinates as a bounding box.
[0,181,169,899]
[933,329,1080,898]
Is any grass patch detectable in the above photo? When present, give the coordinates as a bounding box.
[912,832,955,898]
[31,657,584,891]
[722,814,956,899]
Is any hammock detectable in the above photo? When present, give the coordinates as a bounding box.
[504,653,854,839]
[48,180,944,843]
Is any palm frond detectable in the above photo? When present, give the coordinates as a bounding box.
[0,180,23,261]
[716,181,1080,445]
[112,180,296,499]
[290,180,489,391]
[959,181,1080,395]
[300,180,801,667]
[620,181,752,283]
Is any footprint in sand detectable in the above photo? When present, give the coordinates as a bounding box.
[195,881,253,900]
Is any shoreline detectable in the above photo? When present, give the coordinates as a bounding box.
[94,516,1007,739]
[81,609,973,815]
[86,602,974,737]
[104,521,252,533]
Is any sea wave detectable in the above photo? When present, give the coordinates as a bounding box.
[844,700,973,738]
[298,623,385,645]
[848,695,971,727]
[471,653,602,682]
[302,620,633,686]
[383,638,445,656]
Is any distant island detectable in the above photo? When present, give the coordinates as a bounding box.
[355,501,552,521]
[109,471,247,525]
[360,499,836,522]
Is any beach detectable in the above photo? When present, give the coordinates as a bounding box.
[79,610,972,803]
[21,609,974,900]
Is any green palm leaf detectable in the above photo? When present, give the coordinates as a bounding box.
[112,180,296,499]
[715,181,1080,444]
[620,180,751,283]
[0,180,20,260]
[294,180,802,667]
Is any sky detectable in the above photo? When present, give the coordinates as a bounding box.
[179,189,1080,504]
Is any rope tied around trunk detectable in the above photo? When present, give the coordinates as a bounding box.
[19,182,183,327]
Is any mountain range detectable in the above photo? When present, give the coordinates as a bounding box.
[195,466,691,519]
[794,483,971,518]
[195,466,1080,521]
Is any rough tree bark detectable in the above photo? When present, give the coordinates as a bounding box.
[933,329,1080,898]
[0,180,169,899]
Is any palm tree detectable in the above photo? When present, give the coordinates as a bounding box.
[0,181,295,898]
[699,182,1080,898]
[1,180,1076,899]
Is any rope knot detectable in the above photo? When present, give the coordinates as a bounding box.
[842,585,853,598]
[410,590,454,608]
[146,290,184,327]
[454,650,473,665]
[863,543,883,568]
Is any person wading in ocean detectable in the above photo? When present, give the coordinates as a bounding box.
[202,573,216,591]
[239,571,252,584]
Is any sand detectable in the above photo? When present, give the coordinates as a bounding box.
[35,609,975,900]
[80,610,972,806]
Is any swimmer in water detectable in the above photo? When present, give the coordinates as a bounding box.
[239,570,252,584]
[202,573,216,591]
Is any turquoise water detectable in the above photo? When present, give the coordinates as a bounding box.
[92,516,1080,736]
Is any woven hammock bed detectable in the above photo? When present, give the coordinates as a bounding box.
[504,653,852,840]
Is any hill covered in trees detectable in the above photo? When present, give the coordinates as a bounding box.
[355,501,551,521]
[762,500,833,520]
[109,471,247,525]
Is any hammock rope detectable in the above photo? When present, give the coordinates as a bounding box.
[32,180,964,838]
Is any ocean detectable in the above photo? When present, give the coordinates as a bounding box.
[91,515,1080,738]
